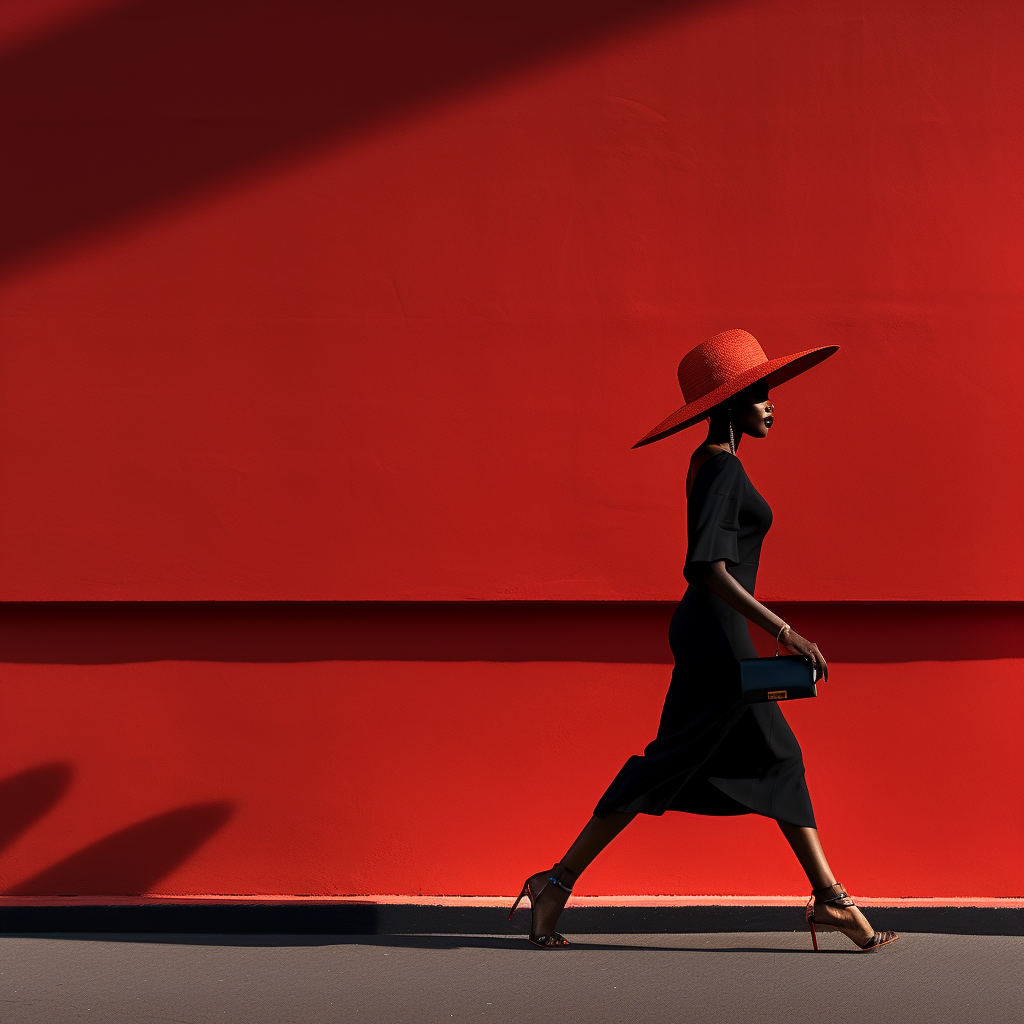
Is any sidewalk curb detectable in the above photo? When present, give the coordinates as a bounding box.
[2,904,1021,936]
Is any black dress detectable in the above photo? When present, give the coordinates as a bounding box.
[594,451,816,828]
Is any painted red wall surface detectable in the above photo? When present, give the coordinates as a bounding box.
[2,602,1022,899]
[2,630,1022,898]
[1,2,1022,902]
[2,0,1022,601]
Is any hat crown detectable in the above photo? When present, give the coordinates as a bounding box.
[677,329,767,403]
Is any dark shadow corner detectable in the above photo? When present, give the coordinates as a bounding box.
[0,0,705,272]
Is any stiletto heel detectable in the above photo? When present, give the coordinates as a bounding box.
[806,914,818,951]
[507,884,529,921]
[805,882,898,952]
[508,864,576,948]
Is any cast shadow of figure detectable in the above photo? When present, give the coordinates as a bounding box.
[0,0,702,273]
[328,935,848,954]
[3,801,235,896]
[0,762,75,856]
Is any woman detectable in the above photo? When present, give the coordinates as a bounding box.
[509,329,897,953]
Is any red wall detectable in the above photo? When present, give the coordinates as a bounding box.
[1,1,1021,900]
[2,0,1022,602]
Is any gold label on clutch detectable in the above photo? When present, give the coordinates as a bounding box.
[767,690,787,701]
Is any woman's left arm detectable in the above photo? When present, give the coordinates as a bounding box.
[700,561,829,681]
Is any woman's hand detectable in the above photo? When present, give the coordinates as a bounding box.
[699,562,830,682]
[780,627,828,682]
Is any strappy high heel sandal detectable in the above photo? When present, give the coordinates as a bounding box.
[508,864,575,948]
[805,882,899,952]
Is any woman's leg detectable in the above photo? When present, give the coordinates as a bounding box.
[561,812,636,876]
[778,822,875,943]
[528,813,635,938]
[777,822,836,889]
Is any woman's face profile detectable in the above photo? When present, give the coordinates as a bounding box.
[735,383,774,439]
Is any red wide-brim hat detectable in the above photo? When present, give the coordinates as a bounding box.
[632,329,839,449]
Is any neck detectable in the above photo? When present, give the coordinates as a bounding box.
[704,424,740,454]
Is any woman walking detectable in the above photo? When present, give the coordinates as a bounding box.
[510,329,897,953]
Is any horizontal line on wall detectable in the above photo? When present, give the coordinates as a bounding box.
[1,601,1021,665]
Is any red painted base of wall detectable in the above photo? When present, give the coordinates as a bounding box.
[2,603,1021,901]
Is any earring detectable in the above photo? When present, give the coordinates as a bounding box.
[727,409,736,455]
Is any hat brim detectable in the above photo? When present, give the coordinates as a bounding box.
[631,344,839,449]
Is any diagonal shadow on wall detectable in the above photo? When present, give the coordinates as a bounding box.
[0,763,75,856]
[0,0,709,272]
[2,801,235,896]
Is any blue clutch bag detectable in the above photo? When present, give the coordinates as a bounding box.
[739,654,819,704]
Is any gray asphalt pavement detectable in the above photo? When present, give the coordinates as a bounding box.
[2,931,1021,1023]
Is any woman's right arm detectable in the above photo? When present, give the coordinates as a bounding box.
[700,561,829,681]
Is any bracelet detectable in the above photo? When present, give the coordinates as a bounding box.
[775,622,790,657]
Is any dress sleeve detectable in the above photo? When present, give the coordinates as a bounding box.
[683,455,744,585]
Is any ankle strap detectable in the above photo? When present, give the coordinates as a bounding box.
[548,863,576,894]
[812,882,854,906]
